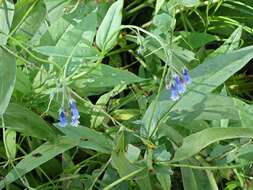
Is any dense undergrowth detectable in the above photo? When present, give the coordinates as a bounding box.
[1,0,253,189]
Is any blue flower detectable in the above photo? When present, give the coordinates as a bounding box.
[69,98,80,127]
[71,117,80,127]
[170,83,180,101]
[174,74,185,94]
[182,69,192,84]
[59,108,67,127]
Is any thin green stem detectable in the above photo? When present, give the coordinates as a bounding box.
[0,45,40,70]
[103,168,144,190]
[9,0,38,36]
[88,158,111,190]
[125,1,152,19]
[7,35,62,71]
[158,161,253,170]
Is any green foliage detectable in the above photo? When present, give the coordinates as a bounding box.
[1,0,253,189]
[96,0,124,52]
[0,49,16,115]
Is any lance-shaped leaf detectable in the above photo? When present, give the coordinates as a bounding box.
[0,48,16,115]
[0,136,79,188]
[173,127,253,162]
[0,0,14,45]
[96,0,124,52]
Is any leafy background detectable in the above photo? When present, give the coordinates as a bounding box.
[1,0,253,189]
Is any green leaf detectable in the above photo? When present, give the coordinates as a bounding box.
[136,175,152,190]
[0,136,79,188]
[155,0,165,14]
[58,126,114,154]
[4,129,16,160]
[38,4,98,75]
[15,68,32,94]
[52,10,98,68]
[13,0,46,41]
[44,0,71,24]
[228,144,253,161]
[0,0,14,45]
[74,64,144,94]
[180,0,199,7]
[111,132,141,176]
[111,131,148,190]
[0,48,16,115]
[167,94,253,124]
[35,45,99,60]
[156,173,171,190]
[56,10,97,49]
[102,166,129,190]
[91,84,126,128]
[179,32,217,49]
[40,2,96,46]
[153,144,171,161]
[2,104,57,141]
[181,160,213,190]
[127,144,140,162]
[95,0,123,52]
[153,13,173,33]
[208,26,242,58]
[173,127,253,162]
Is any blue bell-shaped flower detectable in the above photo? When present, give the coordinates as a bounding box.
[182,69,192,85]
[58,108,67,127]
[69,98,80,127]
[170,83,180,101]
[173,74,185,94]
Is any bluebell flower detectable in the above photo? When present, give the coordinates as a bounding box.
[71,117,80,127]
[59,108,67,127]
[69,98,80,127]
[170,83,180,101]
[182,69,192,84]
[174,74,185,94]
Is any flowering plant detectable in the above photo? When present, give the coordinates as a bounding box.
[1,0,253,189]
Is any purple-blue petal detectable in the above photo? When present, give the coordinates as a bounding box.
[170,84,180,101]
[69,98,80,127]
[174,75,185,94]
[71,118,80,127]
[59,109,67,127]
[183,69,192,85]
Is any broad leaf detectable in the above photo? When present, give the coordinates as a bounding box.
[95,0,123,52]
[180,0,199,7]
[44,0,71,24]
[58,126,114,154]
[0,136,79,188]
[0,0,14,45]
[2,104,57,141]
[173,127,253,162]
[111,131,149,189]
[179,32,217,49]
[12,0,46,41]
[91,84,126,128]
[74,64,144,94]
[0,48,16,115]
[181,160,213,190]
[155,0,166,14]
[208,26,242,58]
[4,129,16,161]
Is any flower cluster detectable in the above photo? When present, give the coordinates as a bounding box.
[58,98,80,127]
[168,69,192,101]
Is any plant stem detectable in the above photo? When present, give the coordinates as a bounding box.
[103,168,144,190]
